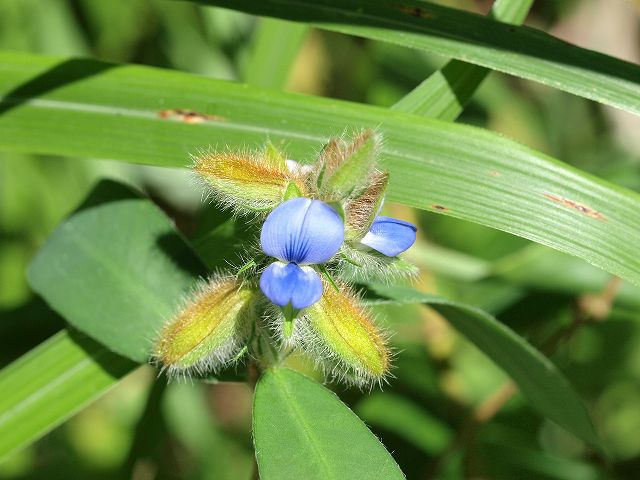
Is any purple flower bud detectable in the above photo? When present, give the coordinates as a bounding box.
[360,216,417,257]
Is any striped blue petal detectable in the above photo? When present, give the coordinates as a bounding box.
[360,216,417,257]
[259,262,323,309]
[260,197,344,265]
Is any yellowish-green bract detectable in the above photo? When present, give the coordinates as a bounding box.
[155,277,256,378]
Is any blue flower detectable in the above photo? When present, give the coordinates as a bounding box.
[260,198,344,309]
[260,262,323,309]
[360,216,417,257]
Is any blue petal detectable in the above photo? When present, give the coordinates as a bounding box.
[360,216,417,256]
[260,197,344,264]
[259,262,323,309]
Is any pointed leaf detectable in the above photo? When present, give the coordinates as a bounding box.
[253,367,404,479]
[28,180,206,363]
[371,285,601,448]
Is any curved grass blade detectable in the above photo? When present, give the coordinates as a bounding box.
[1,53,640,288]
[181,0,640,117]
[0,330,137,462]
[370,284,600,448]
[244,18,309,89]
[253,367,404,479]
[392,0,533,119]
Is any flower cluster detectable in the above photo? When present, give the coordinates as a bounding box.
[155,131,417,387]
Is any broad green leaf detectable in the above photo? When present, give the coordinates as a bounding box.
[0,330,137,461]
[393,0,534,119]
[253,367,404,480]
[28,180,205,363]
[2,53,640,287]
[1,180,245,459]
[244,17,309,89]
[370,285,600,447]
[182,0,640,117]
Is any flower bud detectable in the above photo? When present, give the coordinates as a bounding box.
[194,150,305,212]
[301,284,390,386]
[318,130,380,199]
[155,277,256,375]
[345,171,388,240]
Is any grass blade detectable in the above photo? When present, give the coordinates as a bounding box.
[392,0,533,119]
[0,330,137,461]
[182,0,640,116]
[1,53,640,288]
[243,18,309,89]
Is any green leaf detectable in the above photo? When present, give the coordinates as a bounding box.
[243,17,309,89]
[181,0,640,116]
[393,60,492,120]
[0,330,137,461]
[253,367,404,480]
[28,180,206,363]
[393,0,533,119]
[370,285,601,448]
[2,53,640,287]
[409,242,640,310]
[1,180,247,458]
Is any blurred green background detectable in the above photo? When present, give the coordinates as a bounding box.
[2,0,640,478]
